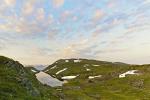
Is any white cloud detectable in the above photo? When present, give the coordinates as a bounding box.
[144,0,150,4]
[4,0,16,7]
[60,10,71,22]
[52,0,64,8]
[47,14,54,24]
[22,1,35,15]
[36,8,45,21]
[93,9,104,21]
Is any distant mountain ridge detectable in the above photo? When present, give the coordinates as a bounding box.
[25,64,48,71]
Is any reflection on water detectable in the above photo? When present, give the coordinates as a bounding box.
[36,71,63,87]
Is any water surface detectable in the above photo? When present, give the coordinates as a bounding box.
[36,71,63,87]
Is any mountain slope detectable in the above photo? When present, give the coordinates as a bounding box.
[0,56,59,100]
[1,56,150,100]
[44,58,150,100]
[44,58,130,79]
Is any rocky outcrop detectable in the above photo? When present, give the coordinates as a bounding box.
[0,56,40,96]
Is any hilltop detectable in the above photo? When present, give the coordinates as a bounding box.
[44,58,130,80]
[44,58,150,100]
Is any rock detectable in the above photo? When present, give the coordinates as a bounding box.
[131,79,144,88]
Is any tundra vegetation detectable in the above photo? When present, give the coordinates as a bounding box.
[1,56,150,100]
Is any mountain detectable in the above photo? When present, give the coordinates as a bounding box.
[33,65,48,71]
[26,65,48,71]
[44,58,130,80]
[44,58,150,100]
[0,56,59,100]
[1,56,150,100]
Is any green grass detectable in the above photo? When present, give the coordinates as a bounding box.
[1,56,150,100]
[0,56,59,100]
[44,58,150,100]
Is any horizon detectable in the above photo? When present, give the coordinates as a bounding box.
[0,0,150,65]
[3,56,150,66]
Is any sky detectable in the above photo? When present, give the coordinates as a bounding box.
[0,0,150,65]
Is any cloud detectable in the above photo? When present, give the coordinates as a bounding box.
[48,28,60,39]
[92,28,102,37]
[93,48,127,56]
[107,0,116,8]
[0,38,6,50]
[52,0,64,8]
[0,36,54,64]
[0,9,51,36]
[53,38,89,58]
[4,0,16,7]
[60,46,78,58]
[22,1,35,15]
[47,14,54,24]
[0,0,150,65]
[93,9,104,21]
[91,17,122,37]
[144,0,150,4]
[0,17,48,35]
[36,8,45,21]
[59,10,72,23]
[55,37,101,59]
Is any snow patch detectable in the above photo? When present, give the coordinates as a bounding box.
[63,80,68,84]
[61,75,79,80]
[88,75,102,79]
[119,70,139,78]
[31,69,37,73]
[52,75,56,77]
[56,68,68,75]
[45,69,49,72]
[84,64,89,67]
[65,60,69,62]
[92,64,99,66]
[86,68,91,71]
[74,59,81,63]
[50,65,57,69]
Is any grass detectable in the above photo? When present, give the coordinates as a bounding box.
[0,56,59,100]
[1,56,150,100]
[44,58,150,100]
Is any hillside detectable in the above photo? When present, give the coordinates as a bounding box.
[44,58,130,80]
[44,58,150,100]
[0,56,59,100]
[1,56,150,100]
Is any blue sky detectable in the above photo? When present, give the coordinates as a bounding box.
[0,0,150,65]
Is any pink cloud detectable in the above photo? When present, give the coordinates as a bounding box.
[93,9,104,21]
[52,0,64,8]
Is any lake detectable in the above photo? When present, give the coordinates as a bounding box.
[35,71,64,87]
